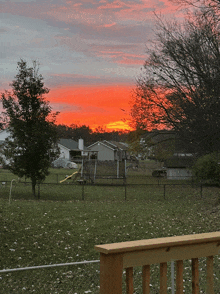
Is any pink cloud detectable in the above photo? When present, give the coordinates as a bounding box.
[102,22,117,28]
[98,0,125,10]
[96,49,146,65]
[118,58,144,65]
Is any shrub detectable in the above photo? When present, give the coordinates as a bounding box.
[193,153,220,184]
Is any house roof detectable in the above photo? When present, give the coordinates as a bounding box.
[106,141,128,150]
[87,141,114,151]
[88,140,128,151]
[164,156,195,168]
[58,139,79,150]
[58,138,90,152]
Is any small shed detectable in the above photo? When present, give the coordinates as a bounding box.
[164,156,195,180]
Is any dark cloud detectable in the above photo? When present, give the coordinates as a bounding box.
[51,102,108,114]
[45,73,134,88]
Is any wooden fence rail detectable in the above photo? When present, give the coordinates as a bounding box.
[95,232,220,294]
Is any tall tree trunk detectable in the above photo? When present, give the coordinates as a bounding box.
[37,183,40,200]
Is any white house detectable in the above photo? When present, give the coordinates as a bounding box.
[58,138,90,162]
[87,140,128,161]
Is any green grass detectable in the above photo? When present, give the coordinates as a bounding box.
[0,167,81,184]
[0,167,220,293]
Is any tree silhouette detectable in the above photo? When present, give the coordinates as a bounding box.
[1,59,59,197]
[131,8,220,155]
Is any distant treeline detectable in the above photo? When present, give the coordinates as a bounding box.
[55,124,132,146]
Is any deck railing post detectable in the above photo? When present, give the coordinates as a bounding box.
[176,260,184,294]
[206,256,214,294]
[142,265,150,294]
[99,252,123,294]
[171,261,175,294]
[126,267,134,294]
[160,262,167,294]
[192,258,199,294]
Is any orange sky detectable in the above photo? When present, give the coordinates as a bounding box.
[48,84,133,131]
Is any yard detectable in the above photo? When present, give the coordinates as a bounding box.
[0,165,220,293]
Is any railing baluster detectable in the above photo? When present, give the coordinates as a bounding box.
[126,267,133,294]
[142,265,150,294]
[192,258,199,294]
[160,262,167,294]
[176,260,184,294]
[206,256,214,294]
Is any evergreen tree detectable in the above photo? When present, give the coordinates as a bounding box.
[1,59,59,197]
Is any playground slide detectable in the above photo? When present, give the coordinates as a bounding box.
[59,171,79,183]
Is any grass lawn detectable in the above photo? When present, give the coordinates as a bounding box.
[0,166,220,293]
[0,167,81,184]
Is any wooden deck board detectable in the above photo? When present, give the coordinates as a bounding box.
[95,232,220,254]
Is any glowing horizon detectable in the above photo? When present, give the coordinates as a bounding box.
[47,84,133,131]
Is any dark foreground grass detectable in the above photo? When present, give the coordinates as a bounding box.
[1,186,220,294]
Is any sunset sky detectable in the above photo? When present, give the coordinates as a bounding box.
[0,0,180,131]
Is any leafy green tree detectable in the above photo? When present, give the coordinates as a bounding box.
[1,59,59,197]
[193,153,220,184]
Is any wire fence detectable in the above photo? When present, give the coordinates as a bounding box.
[0,260,101,293]
[0,178,210,202]
[0,260,100,274]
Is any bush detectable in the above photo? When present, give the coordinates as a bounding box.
[193,153,220,184]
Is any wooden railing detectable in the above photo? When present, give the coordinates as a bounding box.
[95,232,220,294]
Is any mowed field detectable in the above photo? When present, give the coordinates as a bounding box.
[0,162,220,293]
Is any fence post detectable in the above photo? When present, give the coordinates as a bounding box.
[163,184,166,200]
[124,177,127,201]
[200,184,203,198]
[82,183,85,200]
[9,179,16,204]
[94,160,97,182]
[81,159,84,177]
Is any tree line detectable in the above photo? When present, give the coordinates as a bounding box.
[55,124,129,147]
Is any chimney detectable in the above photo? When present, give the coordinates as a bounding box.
[78,138,84,150]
